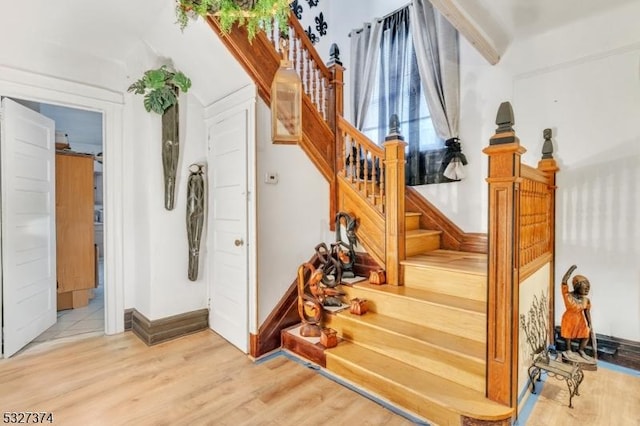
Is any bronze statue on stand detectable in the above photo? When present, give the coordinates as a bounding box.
[560,265,597,367]
[332,212,357,279]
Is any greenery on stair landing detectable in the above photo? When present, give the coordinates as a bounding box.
[127,65,191,114]
[175,0,291,41]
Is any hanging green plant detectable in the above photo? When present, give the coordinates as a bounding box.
[176,0,291,41]
[127,65,192,115]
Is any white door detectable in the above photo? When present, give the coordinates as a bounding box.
[208,105,251,352]
[1,98,56,357]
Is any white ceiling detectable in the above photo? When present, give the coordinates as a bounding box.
[3,0,636,147]
[3,0,637,70]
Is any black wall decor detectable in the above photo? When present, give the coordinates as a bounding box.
[295,0,327,45]
[315,12,327,36]
[305,26,319,44]
[290,0,303,19]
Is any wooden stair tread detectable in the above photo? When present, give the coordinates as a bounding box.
[326,342,513,420]
[332,310,484,360]
[348,281,485,314]
[402,249,487,276]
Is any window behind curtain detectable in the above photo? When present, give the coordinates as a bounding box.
[359,7,447,185]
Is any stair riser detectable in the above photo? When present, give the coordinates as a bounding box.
[405,214,420,231]
[406,233,441,256]
[340,286,486,343]
[402,265,487,302]
[326,354,460,425]
[325,314,485,392]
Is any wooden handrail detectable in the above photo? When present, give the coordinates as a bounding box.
[521,164,549,184]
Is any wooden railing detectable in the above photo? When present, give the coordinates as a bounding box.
[519,164,554,279]
[483,102,559,408]
[337,116,385,214]
[264,17,332,126]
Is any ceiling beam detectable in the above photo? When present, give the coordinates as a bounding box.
[429,0,501,65]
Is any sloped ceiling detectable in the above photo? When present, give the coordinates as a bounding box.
[456,0,640,53]
[0,0,251,106]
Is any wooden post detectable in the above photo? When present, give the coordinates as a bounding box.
[327,44,344,232]
[538,128,560,349]
[383,115,407,286]
[483,102,525,407]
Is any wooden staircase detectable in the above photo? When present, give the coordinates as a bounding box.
[323,244,512,424]
[202,13,563,425]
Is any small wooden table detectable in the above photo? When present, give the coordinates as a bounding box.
[528,351,584,408]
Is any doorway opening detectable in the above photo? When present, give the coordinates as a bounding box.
[10,98,106,349]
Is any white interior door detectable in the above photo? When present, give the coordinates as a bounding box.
[207,102,251,353]
[1,98,56,357]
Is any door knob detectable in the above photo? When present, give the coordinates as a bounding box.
[234,239,244,247]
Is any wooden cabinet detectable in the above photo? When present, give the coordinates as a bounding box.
[56,152,96,310]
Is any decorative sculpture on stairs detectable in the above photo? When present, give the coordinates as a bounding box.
[297,263,323,337]
[296,262,345,336]
[332,212,357,279]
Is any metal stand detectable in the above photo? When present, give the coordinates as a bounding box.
[528,350,584,408]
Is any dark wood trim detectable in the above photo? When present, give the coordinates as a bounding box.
[124,308,134,331]
[462,416,512,426]
[554,327,640,371]
[131,309,209,346]
[353,252,382,278]
[406,187,488,254]
[281,325,327,367]
[249,255,322,359]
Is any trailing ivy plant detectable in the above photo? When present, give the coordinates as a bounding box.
[127,65,192,115]
[176,0,290,41]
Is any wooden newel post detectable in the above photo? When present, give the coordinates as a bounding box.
[383,115,407,286]
[538,128,560,345]
[327,43,344,134]
[327,43,344,232]
[483,102,525,408]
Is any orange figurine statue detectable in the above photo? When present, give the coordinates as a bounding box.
[560,265,596,365]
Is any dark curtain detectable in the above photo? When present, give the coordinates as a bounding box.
[360,7,446,186]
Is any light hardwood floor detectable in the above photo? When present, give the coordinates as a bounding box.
[1,330,638,426]
[0,331,415,426]
[523,363,640,426]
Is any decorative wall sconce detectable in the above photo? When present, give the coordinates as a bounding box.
[271,36,302,144]
[186,163,205,281]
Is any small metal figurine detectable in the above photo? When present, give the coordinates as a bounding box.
[560,265,596,366]
[332,212,357,279]
[186,164,205,281]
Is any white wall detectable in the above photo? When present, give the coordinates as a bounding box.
[256,99,331,325]
[460,2,640,341]
[0,2,252,323]
[329,1,640,341]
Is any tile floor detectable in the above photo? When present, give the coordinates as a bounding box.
[32,260,104,343]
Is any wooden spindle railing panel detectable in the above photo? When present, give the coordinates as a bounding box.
[337,117,385,214]
[205,15,335,187]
